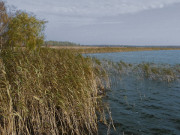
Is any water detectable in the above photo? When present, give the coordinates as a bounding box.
[86,50,180,135]
[87,50,180,65]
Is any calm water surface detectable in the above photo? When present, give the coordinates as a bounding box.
[86,50,180,135]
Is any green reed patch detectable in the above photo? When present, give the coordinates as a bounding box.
[136,63,178,82]
[90,58,180,82]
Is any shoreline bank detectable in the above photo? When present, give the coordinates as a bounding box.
[46,46,180,54]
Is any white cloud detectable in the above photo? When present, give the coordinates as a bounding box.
[6,0,180,27]
[7,0,180,18]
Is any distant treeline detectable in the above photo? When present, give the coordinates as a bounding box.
[44,41,80,46]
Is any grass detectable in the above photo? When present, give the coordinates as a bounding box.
[0,48,110,135]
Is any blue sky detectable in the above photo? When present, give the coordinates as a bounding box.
[6,0,180,45]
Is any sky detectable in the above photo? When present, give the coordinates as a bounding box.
[5,0,180,45]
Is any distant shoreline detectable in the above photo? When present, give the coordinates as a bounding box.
[46,45,180,54]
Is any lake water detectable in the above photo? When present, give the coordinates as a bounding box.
[87,50,180,65]
[86,50,180,135]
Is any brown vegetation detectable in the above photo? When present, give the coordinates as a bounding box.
[0,48,109,135]
[47,46,180,54]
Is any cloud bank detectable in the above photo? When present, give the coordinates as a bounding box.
[6,0,180,45]
[7,0,180,17]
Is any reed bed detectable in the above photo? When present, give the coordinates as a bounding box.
[90,58,180,82]
[0,48,109,135]
[135,63,179,82]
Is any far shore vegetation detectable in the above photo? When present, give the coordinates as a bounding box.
[44,42,180,54]
[45,41,80,47]
[58,46,180,54]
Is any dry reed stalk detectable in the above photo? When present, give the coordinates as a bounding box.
[0,48,110,135]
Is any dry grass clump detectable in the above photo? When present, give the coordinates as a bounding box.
[0,48,109,135]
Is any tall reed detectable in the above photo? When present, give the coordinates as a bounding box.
[0,48,109,135]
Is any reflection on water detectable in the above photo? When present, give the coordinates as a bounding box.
[86,50,180,135]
